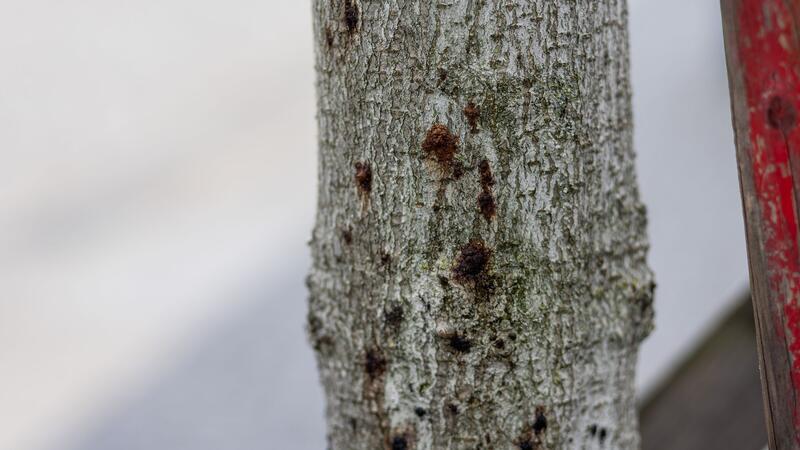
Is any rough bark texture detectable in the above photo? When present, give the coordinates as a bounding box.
[307,1,654,449]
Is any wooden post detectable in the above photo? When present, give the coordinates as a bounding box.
[721,0,800,448]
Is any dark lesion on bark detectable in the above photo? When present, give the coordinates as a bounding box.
[341,227,353,245]
[441,331,472,353]
[384,305,404,330]
[388,426,415,450]
[478,159,495,188]
[343,0,359,34]
[452,240,495,296]
[514,406,548,449]
[446,402,460,416]
[379,249,392,268]
[354,161,372,196]
[477,159,496,221]
[478,190,496,221]
[324,26,334,49]
[588,424,607,443]
[766,95,796,133]
[390,435,408,450]
[364,348,387,379]
[422,124,459,173]
[452,160,466,180]
[532,407,548,435]
[464,102,480,133]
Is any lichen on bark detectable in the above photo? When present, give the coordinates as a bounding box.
[308,1,654,449]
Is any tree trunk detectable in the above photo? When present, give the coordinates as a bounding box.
[307,1,654,449]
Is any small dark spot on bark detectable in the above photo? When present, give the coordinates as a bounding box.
[378,250,392,268]
[509,332,517,341]
[767,95,796,132]
[384,306,404,328]
[464,102,480,133]
[422,124,459,170]
[438,275,450,288]
[391,436,408,450]
[447,403,460,415]
[325,26,334,48]
[350,418,357,431]
[478,159,495,189]
[453,239,492,283]
[589,424,598,436]
[364,348,386,380]
[516,410,546,450]
[478,190,496,221]
[477,159,496,221]
[494,338,505,349]
[452,160,465,180]
[354,162,372,195]
[342,228,353,245]
[599,428,607,443]
[515,430,539,450]
[414,407,426,418]
[448,333,472,353]
[438,68,448,83]
[533,407,547,435]
[344,1,359,34]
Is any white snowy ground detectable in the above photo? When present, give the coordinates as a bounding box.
[0,1,747,449]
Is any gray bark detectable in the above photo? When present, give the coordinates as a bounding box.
[307,1,654,449]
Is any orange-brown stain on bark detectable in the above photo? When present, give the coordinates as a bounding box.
[422,124,459,171]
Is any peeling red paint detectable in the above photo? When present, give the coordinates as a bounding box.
[737,0,800,435]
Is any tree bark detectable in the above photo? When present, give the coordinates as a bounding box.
[307,1,654,449]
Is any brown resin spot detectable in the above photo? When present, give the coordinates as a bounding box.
[379,250,392,267]
[477,159,496,221]
[344,1,359,34]
[354,162,372,195]
[478,190,496,221]
[478,159,495,189]
[464,102,480,133]
[448,333,472,353]
[767,95,796,133]
[452,160,466,180]
[342,228,353,245]
[533,407,548,435]
[453,240,492,283]
[422,124,459,170]
[391,436,408,450]
[388,427,416,450]
[324,26,334,48]
[447,403,460,415]
[515,406,548,449]
[364,348,387,381]
[384,305,404,328]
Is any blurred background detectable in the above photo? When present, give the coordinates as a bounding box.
[0,1,755,449]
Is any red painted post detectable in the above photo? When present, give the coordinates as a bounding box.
[721,0,800,447]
